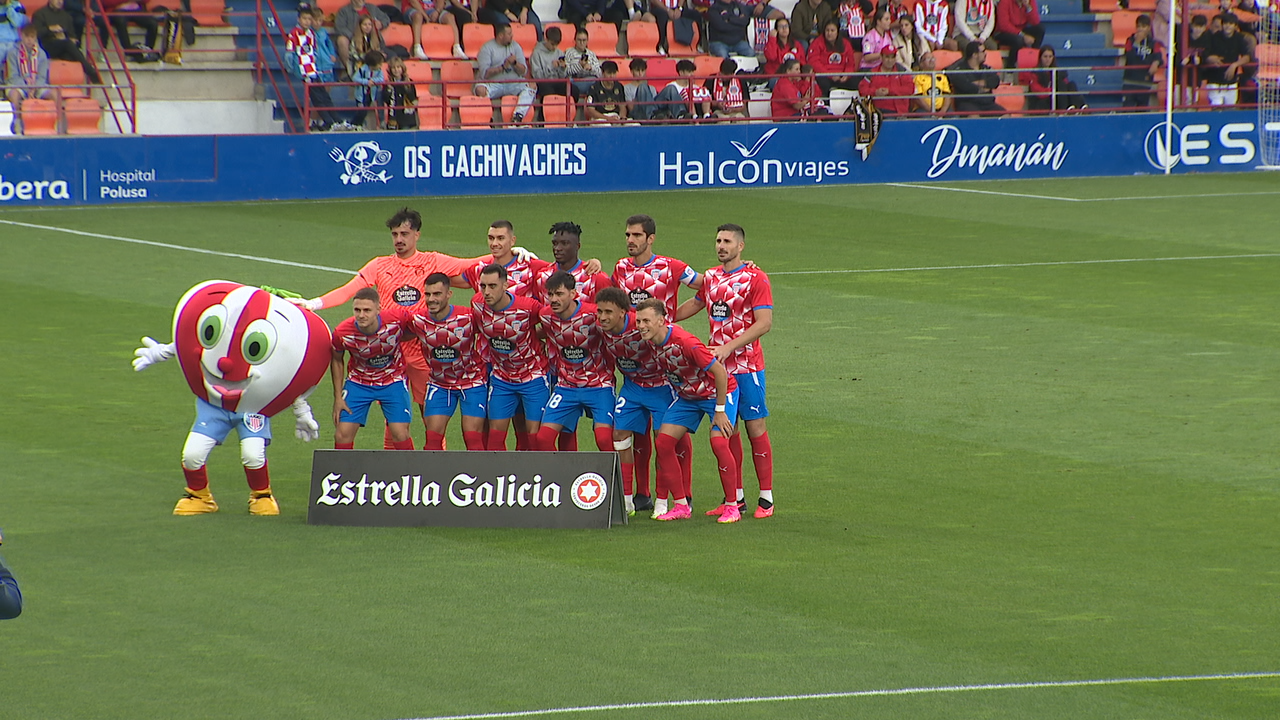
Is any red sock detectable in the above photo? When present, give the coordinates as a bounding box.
[392,438,415,450]
[750,432,773,491]
[729,432,744,492]
[593,426,613,452]
[655,433,683,501]
[182,466,209,491]
[708,436,737,504]
[676,433,693,500]
[621,461,634,495]
[382,424,395,450]
[558,431,578,451]
[534,426,560,451]
[463,431,486,451]
[486,428,508,451]
[335,441,354,450]
[633,431,652,496]
[514,425,531,451]
[244,464,271,492]
[425,431,446,450]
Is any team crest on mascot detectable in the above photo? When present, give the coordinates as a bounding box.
[132,281,332,516]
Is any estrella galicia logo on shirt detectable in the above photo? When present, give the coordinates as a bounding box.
[616,357,639,372]
[561,346,586,363]
[570,472,607,511]
[710,301,731,321]
[368,354,393,368]
[628,288,652,306]
[330,140,393,185]
[393,285,421,306]
[432,346,458,362]
[666,371,683,386]
[490,337,514,354]
[243,413,266,433]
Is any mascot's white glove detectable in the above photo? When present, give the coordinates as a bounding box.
[287,297,324,312]
[292,398,320,442]
[512,246,538,262]
[133,337,176,372]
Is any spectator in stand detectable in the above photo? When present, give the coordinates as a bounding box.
[481,0,544,41]
[654,57,712,119]
[763,17,804,86]
[1181,14,1210,100]
[392,0,431,59]
[738,0,784,56]
[1120,13,1163,108]
[335,0,389,78]
[860,7,894,70]
[954,0,995,50]
[350,15,384,73]
[4,25,50,134]
[0,0,27,63]
[560,0,600,25]
[891,14,930,70]
[912,50,953,112]
[564,27,603,93]
[648,0,693,55]
[476,22,537,123]
[947,39,1001,114]
[287,5,343,131]
[1022,44,1085,111]
[33,0,101,84]
[994,0,1042,52]
[807,19,858,96]
[708,0,754,57]
[586,59,629,121]
[382,54,419,128]
[97,0,160,62]
[835,0,872,51]
[914,0,955,51]
[625,57,658,119]
[411,0,466,59]
[352,49,387,128]
[789,0,832,42]
[441,0,476,58]
[708,56,748,118]
[858,44,912,113]
[883,0,910,22]
[770,57,807,118]
[1202,12,1251,106]
[532,25,573,98]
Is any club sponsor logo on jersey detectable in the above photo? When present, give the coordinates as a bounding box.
[331,140,393,185]
[393,285,421,306]
[659,128,851,187]
[432,346,459,362]
[628,288,653,306]
[367,354,393,368]
[709,300,731,321]
[490,337,514,354]
[561,346,586,363]
[616,357,639,372]
[570,472,607,511]
[243,413,266,433]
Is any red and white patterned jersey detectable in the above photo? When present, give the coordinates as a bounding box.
[839,2,866,37]
[538,301,614,389]
[612,254,700,316]
[601,311,669,389]
[529,260,614,305]
[405,305,486,391]
[914,0,951,44]
[462,256,553,298]
[286,27,318,77]
[712,77,746,112]
[696,263,773,375]
[652,325,738,401]
[471,293,548,383]
[332,308,414,386]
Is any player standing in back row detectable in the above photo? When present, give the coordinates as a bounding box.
[676,223,774,519]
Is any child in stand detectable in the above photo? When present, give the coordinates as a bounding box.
[353,49,387,129]
[285,5,341,131]
[383,54,419,129]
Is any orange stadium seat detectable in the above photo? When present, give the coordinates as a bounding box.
[440,59,475,97]
[404,59,435,85]
[419,92,448,129]
[584,22,620,57]
[458,94,494,127]
[19,99,59,135]
[545,22,576,51]
[22,0,50,13]
[63,97,104,134]
[1111,11,1140,48]
[1255,43,1280,81]
[1088,0,1120,10]
[419,23,456,59]
[511,23,538,56]
[49,60,89,98]
[627,21,663,57]
[986,51,1004,69]
[994,83,1026,114]
[188,0,229,27]
[541,94,574,126]
[931,49,961,68]
[1127,0,1156,10]
[500,94,519,125]
[315,0,346,20]
[1016,46,1039,68]
[693,55,722,79]
[382,23,415,50]
[646,57,678,90]
[463,23,492,58]
[666,23,700,56]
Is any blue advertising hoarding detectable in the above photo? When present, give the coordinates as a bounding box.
[0,111,1272,205]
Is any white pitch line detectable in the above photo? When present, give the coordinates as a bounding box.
[398,671,1280,720]
[884,182,1083,202]
[886,184,1280,204]
[0,218,357,275]
[771,253,1280,276]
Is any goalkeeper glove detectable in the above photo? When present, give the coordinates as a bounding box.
[133,337,176,372]
[287,297,324,312]
[261,285,304,299]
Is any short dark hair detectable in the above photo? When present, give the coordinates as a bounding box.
[1220,12,1238,24]
[495,23,512,36]
[629,57,648,72]
[479,263,507,281]
[676,59,696,74]
[354,287,380,304]
[636,298,666,316]
[595,286,629,310]
[716,222,745,240]
[1191,14,1207,26]
[387,207,422,231]
[545,271,576,294]
[601,60,619,74]
[626,214,656,235]
[363,50,385,66]
[545,26,562,43]
[719,58,737,75]
[490,220,514,233]
[424,272,451,289]
[963,40,984,60]
[549,221,583,239]
[1135,13,1152,27]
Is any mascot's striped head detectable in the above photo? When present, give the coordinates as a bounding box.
[172,281,331,416]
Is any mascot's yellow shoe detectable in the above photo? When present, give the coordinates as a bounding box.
[248,490,280,516]
[174,487,218,515]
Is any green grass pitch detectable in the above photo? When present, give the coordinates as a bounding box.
[1,173,1279,720]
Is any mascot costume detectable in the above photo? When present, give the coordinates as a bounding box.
[132,281,333,516]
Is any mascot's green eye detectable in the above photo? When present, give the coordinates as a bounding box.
[197,306,228,349]
[241,320,278,365]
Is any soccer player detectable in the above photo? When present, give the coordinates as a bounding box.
[533,272,617,453]
[406,273,488,451]
[330,287,417,450]
[596,286,677,517]
[472,264,550,450]
[634,299,742,523]
[292,207,505,447]
[530,221,614,304]
[612,214,703,513]
[676,223,775,518]
[459,220,552,297]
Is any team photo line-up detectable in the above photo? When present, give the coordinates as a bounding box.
[300,208,773,523]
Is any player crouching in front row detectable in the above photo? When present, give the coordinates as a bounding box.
[635,298,744,523]
[330,287,416,450]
